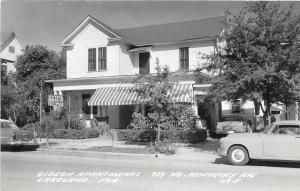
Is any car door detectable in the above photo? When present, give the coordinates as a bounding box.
[263,123,300,159]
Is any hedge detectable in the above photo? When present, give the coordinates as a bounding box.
[49,128,100,139]
[116,129,207,144]
[25,127,207,143]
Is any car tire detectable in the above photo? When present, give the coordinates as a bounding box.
[228,146,249,166]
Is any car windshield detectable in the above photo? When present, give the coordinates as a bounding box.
[0,121,20,130]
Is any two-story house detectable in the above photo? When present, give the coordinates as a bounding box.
[0,31,22,86]
[47,15,226,129]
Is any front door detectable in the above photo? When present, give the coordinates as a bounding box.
[139,52,150,75]
[263,123,300,159]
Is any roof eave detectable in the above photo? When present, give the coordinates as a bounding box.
[61,15,121,46]
[134,36,218,47]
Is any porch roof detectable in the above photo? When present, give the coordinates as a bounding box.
[88,83,194,106]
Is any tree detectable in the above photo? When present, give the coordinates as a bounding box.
[132,59,174,140]
[132,59,197,140]
[201,2,300,124]
[11,45,66,125]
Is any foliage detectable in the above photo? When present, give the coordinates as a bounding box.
[132,60,174,140]
[128,112,149,129]
[132,60,197,139]
[115,129,207,144]
[200,2,300,123]
[148,140,178,155]
[49,128,100,139]
[4,45,66,126]
[1,72,28,125]
[128,105,197,131]
[84,128,101,138]
[168,104,197,130]
[116,129,157,142]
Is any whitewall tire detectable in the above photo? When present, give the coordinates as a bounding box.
[228,146,249,166]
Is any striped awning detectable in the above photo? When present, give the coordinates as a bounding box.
[88,83,194,106]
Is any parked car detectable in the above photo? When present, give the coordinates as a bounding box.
[218,120,300,165]
[1,119,39,150]
[214,114,250,135]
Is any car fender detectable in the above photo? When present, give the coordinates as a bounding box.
[223,133,264,159]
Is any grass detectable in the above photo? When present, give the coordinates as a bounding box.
[82,146,152,154]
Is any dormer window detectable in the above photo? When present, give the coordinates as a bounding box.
[88,47,107,71]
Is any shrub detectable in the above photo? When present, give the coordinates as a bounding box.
[50,129,86,139]
[128,112,148,129]
[115,129,207,143]
[116,129,156,142]
[168,104,197,130]
[84,128,100,138]
[65,116,86,130]
[49,128,101,139]
[148,140,177,155]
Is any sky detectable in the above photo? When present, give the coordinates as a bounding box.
[1,1,299,52]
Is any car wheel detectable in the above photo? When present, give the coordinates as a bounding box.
[228,146,249,166]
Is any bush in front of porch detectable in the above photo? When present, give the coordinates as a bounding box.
[116,129,207,144]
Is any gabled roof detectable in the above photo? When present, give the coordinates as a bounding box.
[61,15,121,46]
[1,31,16,52]
[62,15,226,47]
[117,16,226,46]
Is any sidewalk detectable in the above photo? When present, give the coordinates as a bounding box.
[37,136,219,162]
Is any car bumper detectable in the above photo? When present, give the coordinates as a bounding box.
[217,147,227,157]
[1,141,39,150]
[217,142,228,157]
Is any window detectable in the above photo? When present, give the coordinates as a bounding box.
[232,100,242,113]
[179,47,189,70]
[272,125,300,135]
[88,48,96,71]
[98,47,107,70]
[9,46,15,53]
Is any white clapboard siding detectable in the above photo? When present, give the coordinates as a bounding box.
[67,23,120,78]
[0,38,22,62]
[148,41,216,73]
[119,43,135,75]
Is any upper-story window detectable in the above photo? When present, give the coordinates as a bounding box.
[9,46,15,53]
[88,48,96,71]
[88,47,107,71]
[98,47,107,70]
[179,47,189,70]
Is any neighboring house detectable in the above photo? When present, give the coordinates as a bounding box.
[47,15,226,129]
[0,31,22,86]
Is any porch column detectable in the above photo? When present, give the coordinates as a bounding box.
[90,106,94,119]
[192,103,198,116]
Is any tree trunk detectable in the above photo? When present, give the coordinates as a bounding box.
[157,125,161,141]
[262,99,271,127]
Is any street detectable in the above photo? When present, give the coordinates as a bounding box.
[1,150,300,191]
